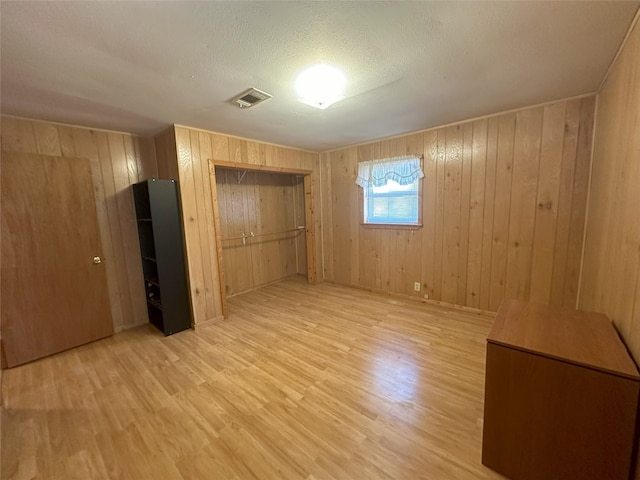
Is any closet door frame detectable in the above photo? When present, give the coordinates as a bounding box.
[208,159,317,318]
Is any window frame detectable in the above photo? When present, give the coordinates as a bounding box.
[358,157,424,229]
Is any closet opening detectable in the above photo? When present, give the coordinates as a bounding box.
[209,160,317,318]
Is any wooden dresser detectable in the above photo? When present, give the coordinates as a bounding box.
[482,300,640,480]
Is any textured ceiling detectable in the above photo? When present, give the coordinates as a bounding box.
[1,1,638,152]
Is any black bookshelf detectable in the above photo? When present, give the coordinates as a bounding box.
[132,179,192,335]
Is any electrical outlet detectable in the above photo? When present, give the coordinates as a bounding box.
[423,294,429,300]
[414,282,421,292]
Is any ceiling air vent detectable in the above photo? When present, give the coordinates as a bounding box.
[233,88,272,108]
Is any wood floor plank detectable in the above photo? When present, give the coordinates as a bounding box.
[1,277,505,480]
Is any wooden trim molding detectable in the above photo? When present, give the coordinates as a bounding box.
[211,159,311,175]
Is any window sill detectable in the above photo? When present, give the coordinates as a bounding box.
[360,223,423,230]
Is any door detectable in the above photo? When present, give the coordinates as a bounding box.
[1,152,114,367]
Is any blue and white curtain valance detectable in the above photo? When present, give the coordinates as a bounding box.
[355,155,424,189]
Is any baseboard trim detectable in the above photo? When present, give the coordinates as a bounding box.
[324,280,495,316]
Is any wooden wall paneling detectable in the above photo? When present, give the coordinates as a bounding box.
[197,133,223,316]
[421,130,438,299]
[457,124,473,305]
[605,91,632,324]
[469,120,489,307]
[267,175,285,285]
[57,125,76,157]
[107,133,147,328]
[188,130,216,318]
[95,132,135,331]
[454,123,482,305]
[276,175,288,278]
[321,97,595,312]
[154,130,167,178]
[228,137,248,164]
[320,153,334,281]
[608,76,640,337]
[582,96,617,312]
[122,135,148,327]
[563,97,595,306]
[331,150,355,286]
[380,137,404,294]
[549,101,581,306]
[404,133,424,298]
[479,117,499,310]
[310,153,323,282]
[219,168,236,296]
[210,133,230,162]
[433,129,447,301]
[488,114,517,311]
[504,108,543,301]
[528,102,566,304]
[377,228,391,292]
[612,110,640,338]
[358,143,381,291]
[441,125,463,304]
[285,174,298,276]
[136,135,158,181]
[294,176,308,275]
[154,127,178,180]
[208,163,228,317]
[33,122,62,156]
[247,141,260,165]
[249,172,266,286]
[1,117,38,153]
[231,168,249,292]
[175,127,206,326]
[234,169,252,292]
[346,149,360,287]
[284,176,299,277]
[383,138,404,294]
[131,134,145,180]
[162,127,179,180]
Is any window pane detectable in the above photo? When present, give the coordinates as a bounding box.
[365,179,419,224]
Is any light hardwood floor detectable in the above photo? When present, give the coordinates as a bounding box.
[2,277,506,479]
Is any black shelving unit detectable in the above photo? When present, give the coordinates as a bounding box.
[132,179,192,335]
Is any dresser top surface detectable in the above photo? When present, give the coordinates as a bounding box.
[488,300,639,380]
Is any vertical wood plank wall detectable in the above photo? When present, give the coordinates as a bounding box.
[1,116,158,332]
[321,97,595,311]
[216,168,307,296]
[578,26,640,480]
[154,126,320,326]
[580,15,640,369]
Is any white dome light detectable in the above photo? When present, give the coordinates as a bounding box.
[295,64,347,110]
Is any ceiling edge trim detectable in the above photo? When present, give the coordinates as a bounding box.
[321,91,599,154]
[598,5,640,93]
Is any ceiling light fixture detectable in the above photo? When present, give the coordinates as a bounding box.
[295,64,347,110]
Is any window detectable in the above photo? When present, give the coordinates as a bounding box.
[356,155,423,226]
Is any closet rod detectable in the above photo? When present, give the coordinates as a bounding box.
[221,226,305,242]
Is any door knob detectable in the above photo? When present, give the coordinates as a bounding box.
[93,256,102,264]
